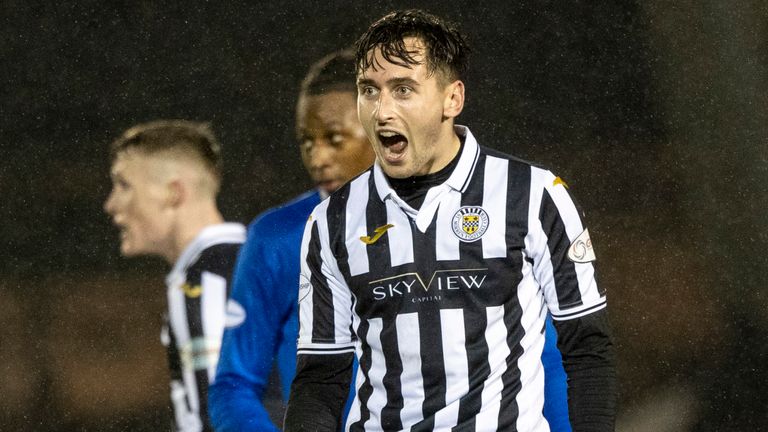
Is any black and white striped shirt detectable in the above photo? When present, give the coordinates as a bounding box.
[297,126,605,431]
[162,223,245,432]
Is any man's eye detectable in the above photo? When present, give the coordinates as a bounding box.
[300,139,313,150]
[395,86,412,96]
[330,134,344,146]
[360,86,377,97]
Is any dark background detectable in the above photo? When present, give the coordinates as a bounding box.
[1,1,766,431]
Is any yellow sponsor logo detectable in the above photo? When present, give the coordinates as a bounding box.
[181,283,202,298]
[360,224,395,245]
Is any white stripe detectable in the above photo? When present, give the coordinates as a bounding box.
[347,173,371,276]
[476,305,509,430]
[434,309,468,429]
[167,286,201,414]
[297,205,320,346]
[396,313,424,428]
[482,156,509,259]
[200,271,226,381]
[515,255,548,431]
[386,200,414,267]
[435,190,462,261]
[365,318,387,431]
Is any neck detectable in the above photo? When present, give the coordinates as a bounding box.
[165,200,224,264]
[427,123,461,175]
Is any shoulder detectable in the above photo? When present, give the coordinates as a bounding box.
[186,244,239,281]
[478,144,563,189]
[187,224,246,277]
[249,190,320,234]
[479,144,547,173]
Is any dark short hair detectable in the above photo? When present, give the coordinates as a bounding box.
[110,119,222,180]
[300,48,357,96]
[354,9,469,82]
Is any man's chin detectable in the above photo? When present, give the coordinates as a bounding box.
[120,243,140,257]
[318,181,341,194]
[380,162,414,179]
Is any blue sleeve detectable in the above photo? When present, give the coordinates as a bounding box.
[542,314,572,432]
[209,218,298,432]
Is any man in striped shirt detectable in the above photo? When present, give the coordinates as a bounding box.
[104,120,246,431]
[284,10,616,432]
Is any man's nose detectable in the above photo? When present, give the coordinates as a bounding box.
[103,190,116,215]
[308,141,335,170]
[374,92,394,124]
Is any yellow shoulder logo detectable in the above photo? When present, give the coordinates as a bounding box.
[553,176,569,188]
[360,224,395,245]
[181,283,202,298]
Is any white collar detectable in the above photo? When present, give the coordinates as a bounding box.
[372,125,481,232]
[166,223,246,286]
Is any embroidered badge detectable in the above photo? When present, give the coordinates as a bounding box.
[567,229,596,263]
[451,206,489,242]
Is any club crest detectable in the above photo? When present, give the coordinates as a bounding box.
[451,206,489,242]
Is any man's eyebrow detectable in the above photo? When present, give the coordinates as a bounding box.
[356,78,376,87]
[356,77,420,87]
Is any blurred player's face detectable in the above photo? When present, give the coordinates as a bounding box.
[356,37,464,179]
[104,150,174,258]
[297,90,375,194]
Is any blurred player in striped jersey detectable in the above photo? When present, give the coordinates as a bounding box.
[284,10,615,432]
[104,120,245,431]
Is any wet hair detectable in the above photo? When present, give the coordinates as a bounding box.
[300,48,358,96]
[354,9,469,83]
[110,119,222,181]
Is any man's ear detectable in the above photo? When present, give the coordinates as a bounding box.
[166,178,185,209]
[443,79,465,119]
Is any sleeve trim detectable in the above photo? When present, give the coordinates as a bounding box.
[297,345,356,355]
[551,298,607,321]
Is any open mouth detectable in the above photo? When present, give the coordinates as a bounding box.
[378,131,408,157]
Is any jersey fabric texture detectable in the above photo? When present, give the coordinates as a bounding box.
[209,191,322,432]
[162,223,246,432]
[297,126,601,431]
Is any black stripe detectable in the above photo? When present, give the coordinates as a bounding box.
[350,319,373,431]
[459,152,486,260]
[307,222,335,342]
[452,307,490,432]
[414,306,445,431]
[379,315,404,430]
[412,213,438,282]
[498,300,525,431]
[328,183,352,280]
[539,189,584,308]
[505,159,531,262]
